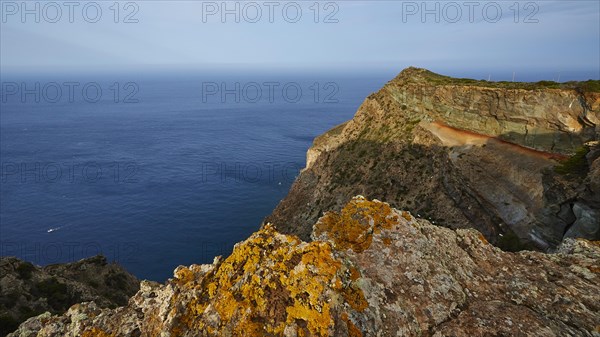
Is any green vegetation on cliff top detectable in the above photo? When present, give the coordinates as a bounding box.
[554,146,590,176]
[398,67,600,92]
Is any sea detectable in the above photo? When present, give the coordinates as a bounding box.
[0,70,391,281]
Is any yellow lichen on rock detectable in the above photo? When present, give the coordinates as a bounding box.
[173,266,195,285]
[341,284,369,312]
[314,196,399,252]
[283,243,342,336]
[172,224,346,336]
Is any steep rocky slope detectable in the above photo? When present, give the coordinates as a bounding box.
[266,68,600,250]
[0,256,139,336]
[9,197,600,336]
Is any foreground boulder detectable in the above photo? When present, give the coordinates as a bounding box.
[10,197,599,336]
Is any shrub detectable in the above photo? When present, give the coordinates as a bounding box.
[16,262,36,280]
[32,278,71,311]
[555,146,589,176]
[0,292,20,308]
[105,272,128,290]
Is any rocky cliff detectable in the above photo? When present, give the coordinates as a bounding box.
[266,67,600,250]
[9,197,600,336]
[0,256,139,336]
[6,68,600,336]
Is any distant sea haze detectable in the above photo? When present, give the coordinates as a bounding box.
[0,71,389,281]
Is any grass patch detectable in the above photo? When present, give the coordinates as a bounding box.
[554,146,590,176]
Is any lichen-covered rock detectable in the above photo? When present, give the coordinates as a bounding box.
[10,197,600,336]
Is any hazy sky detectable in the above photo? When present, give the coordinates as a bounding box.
[1,1,599,79]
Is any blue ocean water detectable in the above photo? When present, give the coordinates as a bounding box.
[0,70,390,281]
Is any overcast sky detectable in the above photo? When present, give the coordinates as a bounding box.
[1,1,599,80]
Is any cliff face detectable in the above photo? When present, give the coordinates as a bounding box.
[0,256,139,336]
[384,69,599,154]
[266,67,600,250]
[10,197,600,336]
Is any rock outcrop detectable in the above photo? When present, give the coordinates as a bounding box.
[266,68,600,250]
[9,197,600,336]
[0,256,139,336]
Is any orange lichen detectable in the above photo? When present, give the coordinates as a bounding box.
[401,211,412,221]
[478,233,489,244]
[342,284,369,312]
[173,266,195,285]
[314,197,399,252]
[341,312,363,337]
[173,224,343,336]
[382,237,392,246]
[348,267,361,281]
[157,202,393,336]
